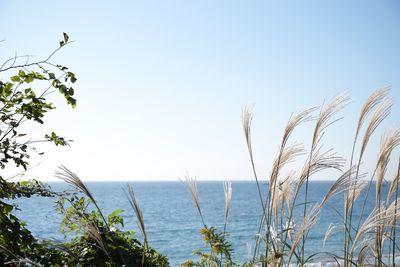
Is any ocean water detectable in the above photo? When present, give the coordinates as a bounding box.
[10,181,393,266]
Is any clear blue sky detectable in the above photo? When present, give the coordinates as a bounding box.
[0,1,399,181]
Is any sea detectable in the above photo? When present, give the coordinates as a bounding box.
[10,181,396,266]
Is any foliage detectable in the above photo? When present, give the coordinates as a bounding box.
[0,34,168,266]
[0,32,76,266]
[181,227,234,267]
[55,191,168,267]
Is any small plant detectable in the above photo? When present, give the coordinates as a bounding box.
[181,174,235,267]
[55,166,169,266]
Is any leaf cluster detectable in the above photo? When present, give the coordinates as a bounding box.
[182,227,235,267]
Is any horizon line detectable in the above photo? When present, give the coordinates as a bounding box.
[34,179,377,183]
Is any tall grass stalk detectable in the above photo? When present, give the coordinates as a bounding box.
[180,173,206,228]
[223,181,232,235]
[243,106,315,262]
[55,165,110,230]
[127,184,148,250]
[222,181,233,266]
[265,108,315,261]
[242,106,270,260]
[391,158,399,267]
[301,93,350,262]
[343,87,390,266]
[375,130,400,265]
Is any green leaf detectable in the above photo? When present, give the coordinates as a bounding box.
[63,32,69,43]
[2,203,13,215]
[11,76,21,82]
[24,75,34,83]
[108,209,125,227]
[48,73,56,79]
[19,181,29,187]
[18,70,26,77]
[67,97,77,108]
[109,209,124,218]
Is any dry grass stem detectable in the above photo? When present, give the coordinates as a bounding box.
[352,202,400,253]
[360,98,393,159]
[355,87,390,137]
[223,181,232,228]
[281,107,318,148]
[242,105,254,163]
[345,181,368,218]
[322,166,363,206]
[281,171,297,211]
[85,222,108,254]
[180,173,206,227]
[288,204,321,262]
[127,184,148,249]
[387,168,400,204]
[270,143,304,187]
[357,244,371,266]
[376,129,400,204]
[55,165,95,204]
[297,148,345,190]
[312,92,350,149]
[323,223,336,248]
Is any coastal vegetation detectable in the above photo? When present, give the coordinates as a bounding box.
[0,34,399,267]
[183,89,400,267]
[0,34,168,266]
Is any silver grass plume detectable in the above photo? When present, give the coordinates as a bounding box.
[387,166,400,204]
[55,165,110,230]
[281,171,297,212]
[321,166,363,206]
[323,223,336,248]
[312,92,350,150]
[355,87,390,139]
[269,107,317,189]
[242,105,265,209]
[270,143,304,226]
[270,142,305,191]
[385,200,400,228]
[376,129,400,204]
[281,107,318,149]
[288,204,321,263]
[269,107,316,223]
[374,131,400,264]
[357,244,372,266]
[180,173,206,227]
[127,184,148,249]
[360,98,393,159]
[345,181,368,219]
[223,180,232,231]
[84,220,110,258]
[55,165,96,205]
[242,105,254,162]
[352,201,400,253]
[299,93,349,260]
[246,242,252,262]
[297,148,345,190]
